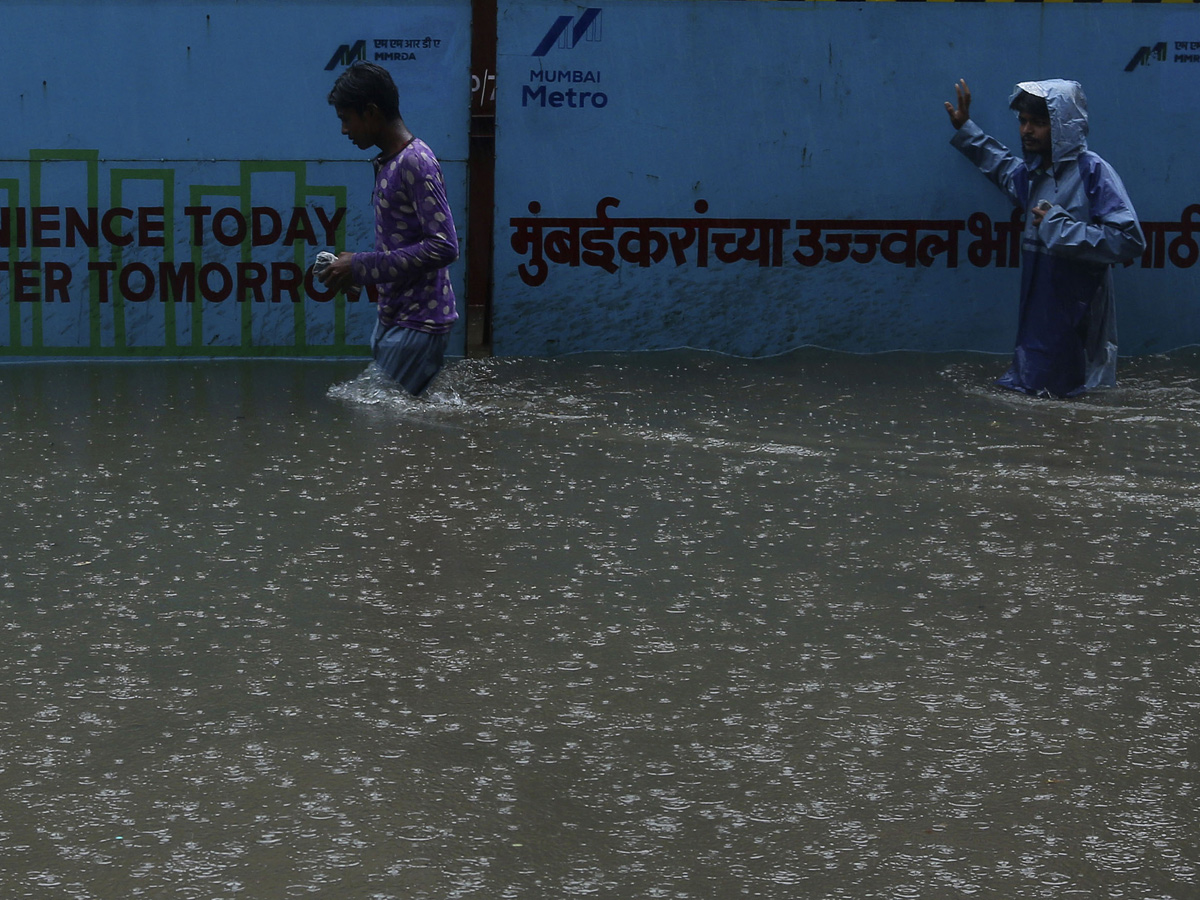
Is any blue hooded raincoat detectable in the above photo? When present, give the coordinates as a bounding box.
[951,79,1145,397]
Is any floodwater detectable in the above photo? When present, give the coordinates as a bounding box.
[2,349,1199,899]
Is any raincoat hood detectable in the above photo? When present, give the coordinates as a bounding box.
[1010,79,1089,167]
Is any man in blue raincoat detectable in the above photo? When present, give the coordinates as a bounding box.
[945,79,1145,397]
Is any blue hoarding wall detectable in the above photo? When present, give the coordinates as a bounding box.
[4,0,1198,361]
[493,1,1200,358]
[0,0,471,357]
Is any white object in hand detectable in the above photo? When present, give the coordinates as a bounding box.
[314,250,337,275]
[313,250,360,299]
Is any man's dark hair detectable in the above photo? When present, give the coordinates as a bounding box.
[1009,90,1049,121]
[328,62,401,119]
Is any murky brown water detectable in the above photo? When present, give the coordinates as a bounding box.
[2,350,1199,899]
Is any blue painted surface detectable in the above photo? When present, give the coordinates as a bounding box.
[2,0,1198,359]
[0,0,471,357]
[492,1,1200,357]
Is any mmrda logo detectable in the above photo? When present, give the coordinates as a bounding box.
[325,40,367,70]
[524,8,608,109]
[1124,42,1167,72]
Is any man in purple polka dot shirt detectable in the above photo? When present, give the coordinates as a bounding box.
[322,62,459,396]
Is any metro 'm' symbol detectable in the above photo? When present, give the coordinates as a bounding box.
[532,9,603,58]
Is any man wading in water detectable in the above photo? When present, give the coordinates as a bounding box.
[945,78,1145,398]
[321,62,460,396]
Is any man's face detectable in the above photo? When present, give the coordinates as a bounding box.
[1018,112,1052,160]
[336,105,378,151]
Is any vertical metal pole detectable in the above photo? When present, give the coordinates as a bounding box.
[466,0,497,357]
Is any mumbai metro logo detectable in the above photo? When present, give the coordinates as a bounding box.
[532,8,602,57]
[524,8,608,110]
